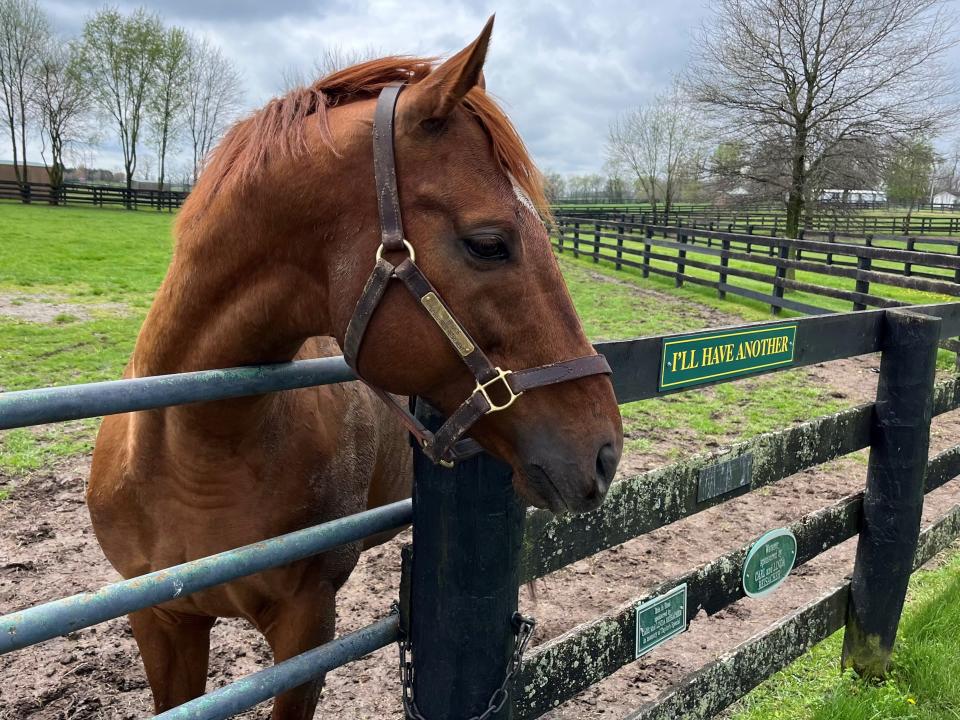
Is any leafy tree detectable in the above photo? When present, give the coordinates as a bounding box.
[885,139,937,216]
[80,7,165,200]
[0,0,49,187]
[33,39,89,190]
[148,26,190,194]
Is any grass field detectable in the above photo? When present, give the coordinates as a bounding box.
[0,201,958,717]
[728,547,960,720]
[0,202,851,476]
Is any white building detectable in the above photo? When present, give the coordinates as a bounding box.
[819,189,887,204]
[932,191,958,206]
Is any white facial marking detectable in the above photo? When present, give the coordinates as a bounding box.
[509,173,539,220]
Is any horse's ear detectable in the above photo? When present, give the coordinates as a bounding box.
[403,15,494,123]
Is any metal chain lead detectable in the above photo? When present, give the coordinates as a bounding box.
[393,603,535,720]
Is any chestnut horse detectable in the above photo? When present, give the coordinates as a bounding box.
[87,18,622,719]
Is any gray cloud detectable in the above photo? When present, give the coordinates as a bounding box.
[27,0,709,175]
[28,0,960,177]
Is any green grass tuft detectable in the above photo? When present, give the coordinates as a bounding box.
[728,548,960,720]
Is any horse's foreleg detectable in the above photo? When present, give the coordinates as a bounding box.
[128,607,216,712]
[258,582,338,720]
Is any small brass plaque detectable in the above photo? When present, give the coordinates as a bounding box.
[420,292,475,357]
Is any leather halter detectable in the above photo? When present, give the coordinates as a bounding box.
[343,83,611,467]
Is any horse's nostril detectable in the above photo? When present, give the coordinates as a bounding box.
[595,443,618,488]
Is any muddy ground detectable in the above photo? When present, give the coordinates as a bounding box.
[2,286,960,720]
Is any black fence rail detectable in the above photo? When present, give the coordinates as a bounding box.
[552,216,960,337]
[0,179,188,210]
[2,304,960,718]
[555,206,960,237]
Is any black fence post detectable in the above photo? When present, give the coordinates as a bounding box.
[409,401,524,719]
[593,223,601,264]
[827,231,835,265]
[643,226,652,278]
[676,230,687,287]
[616,224,624,271]
[556,220,565,253]
[841,309,939,677]
[719,237,730,299]
[853,255,872,311]
[746,225,754,254]
[772,243,788,315]
[573,222,580,259]
[905,238,915,276]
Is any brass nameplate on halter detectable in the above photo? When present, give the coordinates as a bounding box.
[421,292,476,357]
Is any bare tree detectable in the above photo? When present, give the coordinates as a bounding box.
[686,0,958,237]
[148,26,190,194]
[80,7,165,201]
[32,39,90,190]
[542,170,566,204]
[0,0,49,188]
[315,45,382,78]
[606,82,702,219]
[185,36,243,184]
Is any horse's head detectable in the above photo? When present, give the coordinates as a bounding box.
[188,19,621,513]
[314,19,621,513]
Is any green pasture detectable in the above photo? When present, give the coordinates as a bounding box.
[556,228,958,372]
[0,201,851,482]
[0,204,957,717]
[728,545,960,720]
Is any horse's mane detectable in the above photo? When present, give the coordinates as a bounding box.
[191,56,547,213]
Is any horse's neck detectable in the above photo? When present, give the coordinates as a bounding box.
[131,217,337,437]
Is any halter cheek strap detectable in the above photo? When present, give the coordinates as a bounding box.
[343,83,611,467]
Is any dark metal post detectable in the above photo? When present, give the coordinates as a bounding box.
[772,243,788,315]
[854,255,872,311]
[676,229,686,287]
[616,224,624,270]
[841,309,939,677]
[719,237,730,299]
[643,226,652,278]
[409,402,525,719]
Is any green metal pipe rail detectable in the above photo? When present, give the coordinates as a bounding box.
[0,499,411,653]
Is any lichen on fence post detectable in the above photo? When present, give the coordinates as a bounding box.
[841,308,940,678]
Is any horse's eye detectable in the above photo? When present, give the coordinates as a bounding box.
[464,234,509,261]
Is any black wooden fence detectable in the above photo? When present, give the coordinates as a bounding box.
[2,305,960,718]
[0,179,188,210]
[555,206,960,236]
[552,216,960,346]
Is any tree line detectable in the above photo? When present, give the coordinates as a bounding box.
[579,0,959,236]
[0,1,243,197]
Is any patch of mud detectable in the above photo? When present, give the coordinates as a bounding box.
[0,294,128,324]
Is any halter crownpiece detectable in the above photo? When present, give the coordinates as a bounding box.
[343,83,612,466]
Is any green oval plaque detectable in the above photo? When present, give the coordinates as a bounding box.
[743,528,797,598]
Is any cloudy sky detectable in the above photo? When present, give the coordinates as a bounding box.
[27,0,711,177]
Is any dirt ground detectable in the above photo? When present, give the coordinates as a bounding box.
[2,289,960,719]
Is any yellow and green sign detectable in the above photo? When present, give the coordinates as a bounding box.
[659,324,798,391]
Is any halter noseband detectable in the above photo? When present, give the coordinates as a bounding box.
[343,83,611,467]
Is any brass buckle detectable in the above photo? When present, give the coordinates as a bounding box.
[421,439,455,469]
[474,367,522,413]
[376,238,416,263]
